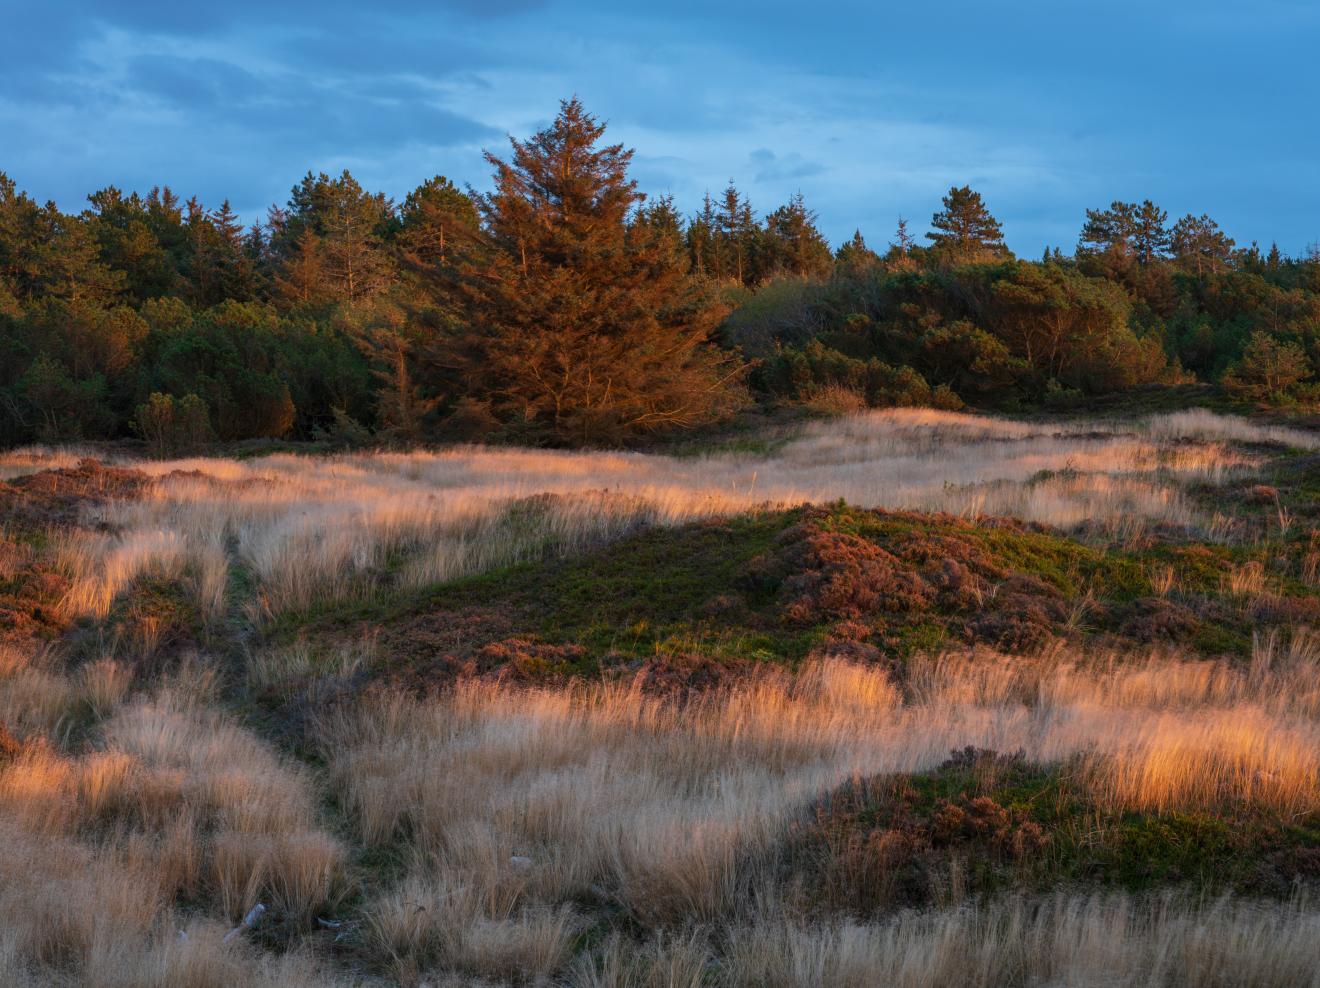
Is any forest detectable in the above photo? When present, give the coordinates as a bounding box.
[2,97,1318,451]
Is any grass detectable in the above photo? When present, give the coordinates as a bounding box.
[1,406,1320,985]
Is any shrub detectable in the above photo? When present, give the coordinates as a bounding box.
[760,340,964,410]
[133,392,214,458]
[1222,331,1313,404]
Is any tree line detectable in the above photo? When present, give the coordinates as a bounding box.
[2,97,1317,450]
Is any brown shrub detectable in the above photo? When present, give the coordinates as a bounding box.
[1245,484,1280,505]
[0,460,150,530]
[1118,597,1202,642]
[475,638,585,683]
[630,652,754,694]
[0,538,69,650]
[373,607,518,692]
[1249,592,1320,625]
[793,754,1051,914]
[777,527,934,624]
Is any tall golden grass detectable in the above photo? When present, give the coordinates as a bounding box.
[2,408,1292,622]
[0,650,350,985]
[306,633,1320,981]
[3,408,1318,984]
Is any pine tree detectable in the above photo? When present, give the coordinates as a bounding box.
[398,175,480,269]
[1078,201,1136,257]
[0,172,46,304]
[926,186,1006,263]
[1171,213,1235,276]
[435,97,744,444]
[1131,200,1170,265]
[84,186,176,302]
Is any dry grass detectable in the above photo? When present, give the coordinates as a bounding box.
[310,633,1320,980]
[712,891,1320,988]
[0,649,352,985]
[3,408,1318,984]
[2,408,1289,622]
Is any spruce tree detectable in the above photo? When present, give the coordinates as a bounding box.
[836,230,879,272]
[436,97,744,444]
[685,194,719,276]
[270,171,396,307]
[714,181,759,283]
[762,192,833,279]
[888,217,917,270]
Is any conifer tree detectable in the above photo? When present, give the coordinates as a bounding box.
[926,186,1007,263]
[633,194,688,268]
[1131,200,1170,265]
[836,230,879,272]
[715,181,758,283]
[685,194,719,276]
[888,217,917,270]
[270,171,396,307]
[1078,201,1136,258]
[398,175,480,269]
[436,97,744,444]
[1171,213,1235,276]
[762,192,833,279]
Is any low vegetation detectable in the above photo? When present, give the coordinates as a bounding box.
[0,406,1317,985]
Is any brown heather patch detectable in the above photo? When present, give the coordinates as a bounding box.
[0,538,67,650]
[474,637,587,684]
[371,606,520,693]
[790,749,1051,915]
[774,526,937,624]
[1116,596,1203,642]
[752,509,1072,654]
[625,652,757,695]
[0,461,154,652]
[0,459,151,530]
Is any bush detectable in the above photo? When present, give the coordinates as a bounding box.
[760,340,963,411]
[1222,332,1313,404]
[133,392,214,458]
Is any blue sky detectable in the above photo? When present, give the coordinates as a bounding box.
[3,0,1318,255]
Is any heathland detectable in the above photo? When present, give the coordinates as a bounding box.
[2,405,1319,985]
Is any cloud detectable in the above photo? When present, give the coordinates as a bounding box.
[748,148,825,183]
[125,55,265,109]
[3,0,1318,254]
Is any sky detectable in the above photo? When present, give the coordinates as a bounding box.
[3,0,1319,257]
